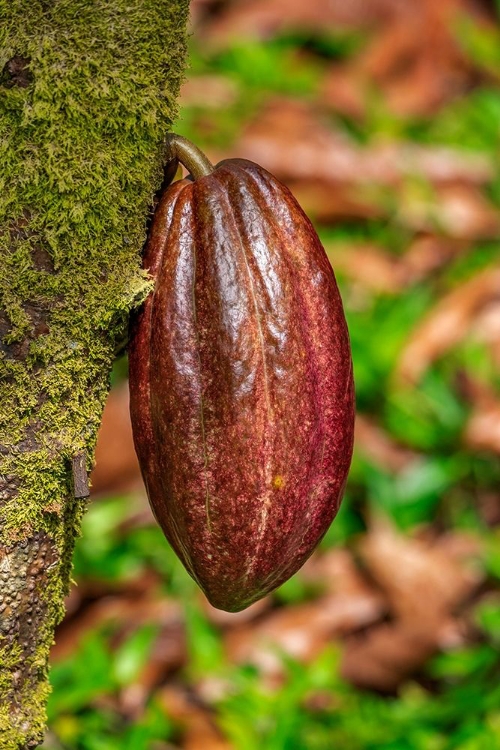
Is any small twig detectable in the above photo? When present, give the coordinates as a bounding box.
[71,452,89,499]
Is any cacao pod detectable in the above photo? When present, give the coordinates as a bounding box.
[129,147,354,612]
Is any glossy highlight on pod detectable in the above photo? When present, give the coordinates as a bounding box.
[128,135,355,612]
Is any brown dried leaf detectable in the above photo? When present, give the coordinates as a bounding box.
[180,75,238,109]
[321,65,367,120]
[300,547,389,602]
[359,518,481,624]
[364,6,471,117]
[465,391,500,454]
[53,592,183,662]
[435,530,484,562]
[326,243,405,294]
[322,0,494,118]
[397,266,500,384]
[340,519,481,691]
[397,184,500,239]
[236,99,493,191]
[193,0,492,51]
[402,235,468,282]
[341,614,467,692]
[52,595,137,662]
[341,623,438,692]
[158,685,232,750]
[327,236,469,292]
[285,180,386,223]
[194,0,407,48]
[301,548,370,589]
[225,588,385,677]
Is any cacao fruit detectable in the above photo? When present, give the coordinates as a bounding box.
[129,137,354,612]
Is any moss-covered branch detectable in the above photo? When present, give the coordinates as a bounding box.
[0,1,190,746]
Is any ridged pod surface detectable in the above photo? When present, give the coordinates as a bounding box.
[129,158,354,612]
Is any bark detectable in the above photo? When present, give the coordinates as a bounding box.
[0,1,190,746]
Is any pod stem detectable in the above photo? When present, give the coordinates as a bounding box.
[166,133,214,180]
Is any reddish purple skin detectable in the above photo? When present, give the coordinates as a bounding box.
[129,159,355,612]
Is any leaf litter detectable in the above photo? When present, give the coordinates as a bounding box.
[47,0,500,746]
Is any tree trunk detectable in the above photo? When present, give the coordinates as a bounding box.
[0,1,190,746]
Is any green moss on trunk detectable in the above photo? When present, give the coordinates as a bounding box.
[0,1,190,746]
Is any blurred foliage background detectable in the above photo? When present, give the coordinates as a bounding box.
[42,1,500,748]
